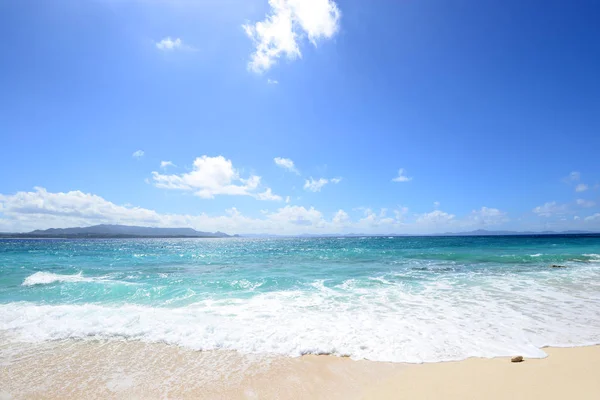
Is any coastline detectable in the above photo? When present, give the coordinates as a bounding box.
[1,340,599,399]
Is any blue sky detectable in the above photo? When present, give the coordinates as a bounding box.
[1,0,599,234]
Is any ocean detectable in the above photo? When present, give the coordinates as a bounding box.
[1,236,600,364]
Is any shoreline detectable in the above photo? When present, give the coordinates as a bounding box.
[1,340,599,399]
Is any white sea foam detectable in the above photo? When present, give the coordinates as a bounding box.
[22,272,90,286]
[4,264,600,364]
[230,279,264,291]
[530,253,543,257]
[584,254,600,262]
[22,271,138,287]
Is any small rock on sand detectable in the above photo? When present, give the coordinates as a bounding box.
[550,265,567,268]
[511,356,524,363]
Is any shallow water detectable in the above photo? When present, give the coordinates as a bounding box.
[1,236,600,363]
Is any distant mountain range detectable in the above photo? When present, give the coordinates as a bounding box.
[0,225,597,239]
[0,224,233,238]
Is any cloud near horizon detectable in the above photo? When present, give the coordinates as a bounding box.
[533,201,569,217]
[0,187,524,235]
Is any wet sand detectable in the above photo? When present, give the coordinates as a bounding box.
[1,340,599,399]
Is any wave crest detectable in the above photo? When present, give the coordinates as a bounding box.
[22,272,89,286]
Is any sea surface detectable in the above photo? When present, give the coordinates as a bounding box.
[1,236,600,363]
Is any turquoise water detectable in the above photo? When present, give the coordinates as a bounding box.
[1,236,600,362]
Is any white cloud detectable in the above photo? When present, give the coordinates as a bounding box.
[155,37,195,51]
[585,213,600,222]
[267,79,279,84]
[575,183,589,192]
[267,205,325,227]
[243,0,341,73]
[433,201,440,208]
[565,171,581,182]
[255,188,283,201]
[392,168,412,182]
[532,201,568,217]
[574,216,580,220]
[152,155,281,200]
[412,207,508,230]
[156,37,182,50]
[132,150,144,159]
[274,157,299,174]
[415,210,456,225]
[330,177,342,184]
[394,207,409,220]
[576,199,596,208]
[0,187,323,234]
[468,207,508,226]
[285,196,291,204]
[0,187,162,231]
[332,209,350,226]
[160,161,175,169]
[304,177,328,192]
[0,188,524,235]
[355,208,401,229]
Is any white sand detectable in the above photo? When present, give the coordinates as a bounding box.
[1,340,599,399]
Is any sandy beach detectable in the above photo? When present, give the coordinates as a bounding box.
[1,340,599,399]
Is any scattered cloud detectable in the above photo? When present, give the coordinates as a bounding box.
[433,201,440,208]
[160,161,175,169]
[132,150,144,159]
[156,37,181,50]
[155,37,195,51]
[269,205,325,227]
[394,207,409,220]
[274,157,299,174]
[267,79,279,84]
[1,188,587,234]
[392,168,412,182]
[415,210,456,225]
[574,216,580,220]
[413,207,508,229]
[468,207,509,226]
[151,155,281,200]
[532,201,568,217]
[304,177,329,192]
[0,187,162,231]
[576,199,596,208]
[285,196,291,204]
[585,213,600,222]
[0,187,324,233]
[255,188,283,201]
[562,172,590,193]
[564,171,581,182]
[243,0,341,73]
[332,209,350,226]
[330,177,342,184]
[356,208,404,229]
